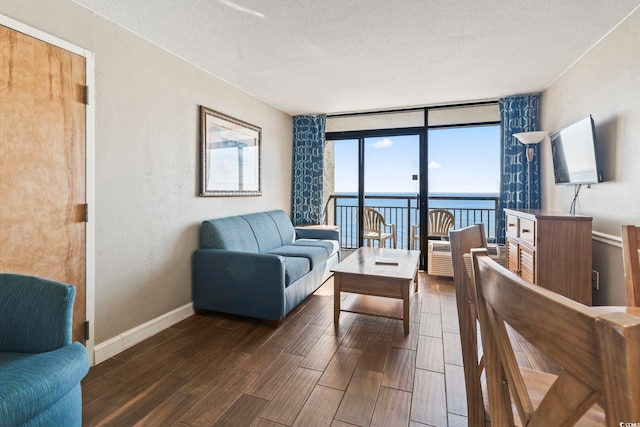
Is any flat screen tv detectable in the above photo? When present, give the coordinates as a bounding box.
[550,115,602,185]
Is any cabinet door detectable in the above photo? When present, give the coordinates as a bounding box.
[519,245,536,284]
[506,238,520,274]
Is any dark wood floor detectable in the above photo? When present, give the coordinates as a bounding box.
[82,272,552,427]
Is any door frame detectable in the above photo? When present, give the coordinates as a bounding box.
[1,14,96,364]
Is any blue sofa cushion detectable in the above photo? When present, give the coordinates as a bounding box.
[0,343,89,426]
[269,244,329,269]
[281,256,311,287]
[242,212,288,253]
[291,239,340,258]
[265,210,296,244]
[200,216,260,253]
[200,210,297,253]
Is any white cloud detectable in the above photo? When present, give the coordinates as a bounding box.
[372,138,393,149]
[428,160,441,169]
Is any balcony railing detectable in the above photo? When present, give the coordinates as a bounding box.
[324,194,499,249]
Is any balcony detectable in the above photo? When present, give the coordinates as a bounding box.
[324,194,499,250]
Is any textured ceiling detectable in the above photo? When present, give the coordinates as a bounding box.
[73,0,640,115]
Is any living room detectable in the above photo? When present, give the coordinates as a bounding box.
[1,0,639,425]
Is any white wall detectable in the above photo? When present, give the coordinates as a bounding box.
[0,0,293,343]
[540,8,640,305]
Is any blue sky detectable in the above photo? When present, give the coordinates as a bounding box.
[333,125,500,194]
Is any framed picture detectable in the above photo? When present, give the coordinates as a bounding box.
[199,106,262,197]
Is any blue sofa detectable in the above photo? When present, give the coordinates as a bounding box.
[193,210,340,322]
[0,273,89,427]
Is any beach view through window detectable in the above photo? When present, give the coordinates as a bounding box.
[329,125,500,247]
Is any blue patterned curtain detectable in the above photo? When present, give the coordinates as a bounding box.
[497,95,540,244]
[291,115,326,225]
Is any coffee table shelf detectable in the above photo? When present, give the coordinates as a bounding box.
[331,247,420,334]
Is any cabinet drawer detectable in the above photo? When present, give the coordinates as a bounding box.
[506,215,519,238]
[519,218,536,246]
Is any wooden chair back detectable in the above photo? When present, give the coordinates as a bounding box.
[428,209,455,239]
[471,249,640,426]
[449,224,488,427]
[621,225,640,307]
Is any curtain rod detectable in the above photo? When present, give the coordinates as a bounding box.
[327,99,498,118]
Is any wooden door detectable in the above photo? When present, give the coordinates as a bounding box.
[0,25,86,342]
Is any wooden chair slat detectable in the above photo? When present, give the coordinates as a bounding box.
[621,225,640,307]
[596,311,640,424]
[486,304,534,425]
[450,225,488,427]
[529,371,600,427]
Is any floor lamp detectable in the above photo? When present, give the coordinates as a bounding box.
[513,131,548,209]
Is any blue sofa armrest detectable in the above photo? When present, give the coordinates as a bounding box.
[0,342,89,426]
[193,249,287,320]
[295,227,340,242]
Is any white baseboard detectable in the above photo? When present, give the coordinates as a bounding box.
[93,302,194,365]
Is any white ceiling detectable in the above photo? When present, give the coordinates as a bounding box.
[73,0,640,115]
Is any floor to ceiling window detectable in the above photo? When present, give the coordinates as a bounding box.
[326,133,421,250]
[325,103,500,268]
[328,138,359,248]
[364,135,420,249]
[428,125,500,241]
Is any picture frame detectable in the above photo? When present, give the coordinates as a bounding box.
[199,106,262,197]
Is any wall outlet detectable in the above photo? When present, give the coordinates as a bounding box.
[592,270,600,290]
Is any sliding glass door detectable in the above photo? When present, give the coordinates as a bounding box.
[325,133,421,250]
[363,135,420,249]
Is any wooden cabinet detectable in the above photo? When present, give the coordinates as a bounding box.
[504,209,593,305]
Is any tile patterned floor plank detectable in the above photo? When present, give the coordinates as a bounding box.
[83,273,491,426]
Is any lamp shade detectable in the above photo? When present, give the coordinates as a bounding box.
[513,131,548,145]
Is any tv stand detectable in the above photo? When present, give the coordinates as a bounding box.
[504,209,592,305]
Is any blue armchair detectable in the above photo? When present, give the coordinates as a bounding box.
[0,273,89,427]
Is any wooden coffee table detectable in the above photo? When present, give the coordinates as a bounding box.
[332,247,420,334]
